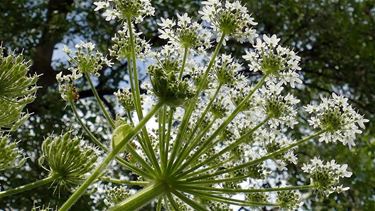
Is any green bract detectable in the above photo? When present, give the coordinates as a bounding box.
[0,135,26,171]
[39,133,98,189]
[0,47,38,128]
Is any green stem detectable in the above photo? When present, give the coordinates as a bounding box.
[178,47,189,80]
[188,130,326,182]
[84,73,115,128]
[59,102,162,211]
[126,17,162,175]
[69,100,152,179]
[178,117,269,178]
[110,183,165,211]
[159,106,167,172]
[169,118,217,175]
[171,84,222,170]
[100,177,149,186]
[167,193,180,211]
[172,190,208,211]
[167,33,226,170]
[181,188,277,207]
[179,156,236,180]
[0,176,54,199]
[177,184,316,193]
[174,75,268,175]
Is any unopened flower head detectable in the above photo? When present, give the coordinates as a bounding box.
[148,63,194,106]
[64,42,112,75]
[39,133,98,189]
[110,25,151,59]
[305,93,368,147]
[0,46,38,128]
[158,13,212,52]
[199,0,257,42]
[0,135,26,171]
[243,34,302,87]
[115,89,135,112]
[302,157,352,196]
[94,0,154,22]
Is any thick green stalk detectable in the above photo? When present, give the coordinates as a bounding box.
[59,102,162,211]
[110,183,165,211]
[167,33,226,170]
[187,130,326,182]
[0,176,54,199]
[84,73,115,128]
[69,100,152,179]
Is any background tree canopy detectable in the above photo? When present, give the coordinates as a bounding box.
[0,0,374,210]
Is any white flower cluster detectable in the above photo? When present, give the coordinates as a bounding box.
[243,34,302,87]
[255,80,300,128]
[110,25,151,60]
[64,42,112,75]
[199,0,257,43]
[158,13,212,53]
[94,0,154,22]
[213,54,241,85]
[305,93,368,147]
[56,69,82,102]
[302,157,352,195]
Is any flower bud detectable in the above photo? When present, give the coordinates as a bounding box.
[39,133,98,189]
[0,46,38,128]
[0,135,26,171]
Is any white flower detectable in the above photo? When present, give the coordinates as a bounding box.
[94,0,154,23]
[110,25,151,60]
[305,93,368,147]
[199,0,257,43]
[302,157,352,196]
[254,80,300,128]
[158,14,212,54]
[243,34,302,87]
[102,9,118,21]
[93,1,109,11]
